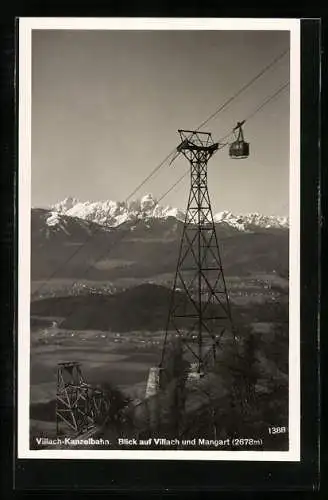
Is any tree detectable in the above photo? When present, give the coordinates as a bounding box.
[158,337,189,436]
[210,327,265,437]
[97,382,131,430]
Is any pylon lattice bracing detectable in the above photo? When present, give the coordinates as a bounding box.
[56,362,110,436]
[160,130,235,376]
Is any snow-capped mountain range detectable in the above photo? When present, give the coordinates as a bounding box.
[47,194,289,232]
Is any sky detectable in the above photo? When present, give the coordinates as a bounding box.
[31,28,290,216]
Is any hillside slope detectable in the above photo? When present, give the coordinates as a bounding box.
[31,208,289,285]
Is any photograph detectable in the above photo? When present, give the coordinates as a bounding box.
[18,18,300,460]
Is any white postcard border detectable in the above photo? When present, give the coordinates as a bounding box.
[18,17,301,461]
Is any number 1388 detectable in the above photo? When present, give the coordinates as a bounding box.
[268,427,287,434]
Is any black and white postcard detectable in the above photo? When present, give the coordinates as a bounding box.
[18,18,301,461]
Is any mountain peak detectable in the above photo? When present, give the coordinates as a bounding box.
[140,193,157,203]
[49,195,289,231]
[54,196,79,213]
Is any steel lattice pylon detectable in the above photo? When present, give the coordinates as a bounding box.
[160,130,235,377]
[56,362,110,436]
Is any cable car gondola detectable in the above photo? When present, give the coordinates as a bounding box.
[229,120,250,159]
